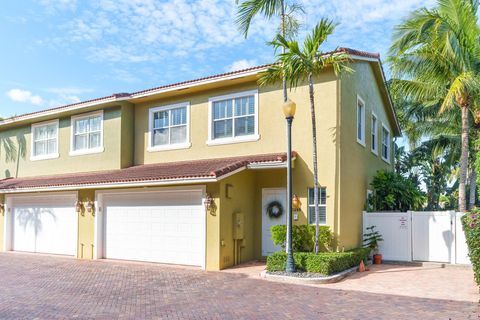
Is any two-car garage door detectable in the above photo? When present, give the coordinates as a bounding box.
[97,189,206,267]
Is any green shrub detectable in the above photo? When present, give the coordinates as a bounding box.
[368,170,425,212]
[266,248,369,275]
[462,209,480,287]
[270,225,332,252]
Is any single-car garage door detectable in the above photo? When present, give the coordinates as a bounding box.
[98,188,205,267]
[7,193,77,256]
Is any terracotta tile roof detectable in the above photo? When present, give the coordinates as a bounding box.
[0,47,381,126]
[0,153,293,191]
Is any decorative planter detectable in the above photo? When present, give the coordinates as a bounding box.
[373,254,382,264]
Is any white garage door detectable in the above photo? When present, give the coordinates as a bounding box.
[100,189,205,267]
[9,193,77,256]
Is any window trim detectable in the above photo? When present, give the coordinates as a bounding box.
[308,187,327,225]
[147,102,191,152]
[30,119,60,161]
[207,89,260,146]
[69,110,105,156]
[371,112,378,155]
[381,123,391,163]
[356,95,366,147]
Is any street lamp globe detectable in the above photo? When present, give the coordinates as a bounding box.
[282,99,296,118]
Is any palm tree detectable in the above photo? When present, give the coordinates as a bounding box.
[235,0,304,102]
[259,20,352,252]
[389,0,480,211]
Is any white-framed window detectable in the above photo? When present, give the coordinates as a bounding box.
[30,119,59,161]
[207,89,259,145]
[356,95,366,146]
[308,187,327,225]
[70,111,104,156]
[382,124,391,162]
[148,102,191,152]
[371,113,378,155]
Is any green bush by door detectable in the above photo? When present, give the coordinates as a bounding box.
[270,225,332,252]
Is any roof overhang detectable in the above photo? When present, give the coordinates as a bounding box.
[0,153,291,194]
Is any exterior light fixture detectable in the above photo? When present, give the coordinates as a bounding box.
[292,194,302,211]
[85,201,95,216]
[282,98,297,119]
[75,201,84,216]
[204,194,214,212]
[0,203,4,216]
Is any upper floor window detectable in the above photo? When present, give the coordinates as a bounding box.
[148,102,190,152]
[31,120,59,161]
[70,111,104,156]
[207,90,259,145]
[308,187,327,225]
[382,124,390,162]
[371,113,378,155]
[357,96,365,146]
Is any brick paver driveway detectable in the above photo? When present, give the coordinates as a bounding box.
[0,253,478,319]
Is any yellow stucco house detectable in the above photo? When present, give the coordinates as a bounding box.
[0,48,400,270]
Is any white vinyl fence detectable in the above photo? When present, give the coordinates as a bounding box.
[363,211,471,265]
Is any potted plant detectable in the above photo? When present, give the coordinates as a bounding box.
[363,225,384,264]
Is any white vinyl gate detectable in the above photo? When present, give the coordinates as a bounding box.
[363,211,471,265]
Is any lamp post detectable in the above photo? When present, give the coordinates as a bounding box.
[283,98,296,273]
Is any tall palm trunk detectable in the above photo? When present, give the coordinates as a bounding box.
[279,0,292,255]
[307,73,320,253]
[280,0,287,103]
[469,168,477,209]
[459,104,470,212]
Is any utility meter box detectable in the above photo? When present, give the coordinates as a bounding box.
[233,212,244,240]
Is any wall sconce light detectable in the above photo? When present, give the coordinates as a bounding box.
[75,201,84,216]
[204,194,214,212]
[0,203,4,216]
[292,194,302,211]
[85,201,95,216]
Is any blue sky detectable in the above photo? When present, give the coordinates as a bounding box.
[0,0,435,118]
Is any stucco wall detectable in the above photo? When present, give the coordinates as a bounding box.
[338,62,395,249]
[77,189,95,259]
[218,170,256,269]
[0,105,136,179]
[132,71,340,251]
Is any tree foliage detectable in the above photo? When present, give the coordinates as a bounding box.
[368,170,425,212]
[389,0,480,212]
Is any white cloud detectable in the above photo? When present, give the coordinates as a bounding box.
[38,0,77,13]
[44,87,92,107]
[40,0,267,63]
[226,59,258,72]
[6,89,43,106]
[36,0,434,66]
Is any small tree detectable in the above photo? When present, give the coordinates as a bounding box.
[259,19,352,253]
[363,226,384,255]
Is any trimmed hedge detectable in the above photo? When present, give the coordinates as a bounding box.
[266,248,370,275]
[270,225,332,252]
[462,209,480,287]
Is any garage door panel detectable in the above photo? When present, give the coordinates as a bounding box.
[10,194,77,256]
[102,190,205,267]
